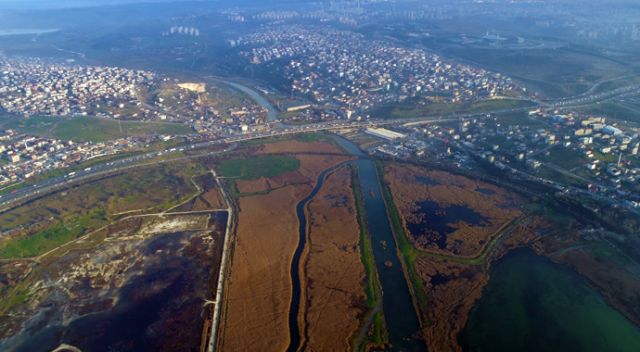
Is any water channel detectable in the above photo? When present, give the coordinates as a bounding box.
[287,135,425,351]
[221,80,425,350]
[229,81,640,351]
[214,80,278,122]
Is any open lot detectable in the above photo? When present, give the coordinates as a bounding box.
[369,98,534,120]
[437,47,631,98]
[581,103,640,124]
[220,155,300,180]
[540,148,589,171]
[7,116,193,142]
[0,161,205,259]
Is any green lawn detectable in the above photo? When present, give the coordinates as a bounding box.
[536,165,588,188]
[220,155,300,180]
[370,99,536,120]
[593,76,640,95]
[540,148,589,170]
[295,132,327,143]
[19,116,193,142]
[592,150,620,163]
[2,116,60,130]
[0,211,105,258]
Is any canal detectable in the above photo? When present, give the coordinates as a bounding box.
[332,135,425,351]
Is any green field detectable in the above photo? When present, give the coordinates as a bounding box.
[220,155,300,180]
[540,147,589,170]
[0,162,203,259]
[370,99,535,120]
[583,103,640,124]
[494,111,549,130]
[0,211,105,258]
[593,76,640,95]
[13,116,193,142]
[536,165,588,188]
[436,46,629,98]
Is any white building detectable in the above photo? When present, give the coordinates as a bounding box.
[365,128,407,141]
[602,126,623,135]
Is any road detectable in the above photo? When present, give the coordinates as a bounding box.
[543,84,640,108]
[207,168,234,352]
[0,107,533,209]
[549,245,587,259]
[0,142,238,211]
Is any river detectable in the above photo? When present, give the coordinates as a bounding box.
[287,135,425,351]
[215,80,278,122]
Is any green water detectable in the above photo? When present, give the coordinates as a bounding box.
[459,248,640,352]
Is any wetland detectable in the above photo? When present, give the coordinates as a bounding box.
[0,212,227,352]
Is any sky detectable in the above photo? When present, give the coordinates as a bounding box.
[0,0,214,10]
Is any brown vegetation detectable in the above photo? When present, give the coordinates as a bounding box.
[415,216,547,352]
[257,140,342,155]
[234,154,352,195]
[219,150,354,352]
[300,165,367,351]
[220,185,310,352]
[236,170,311,194]
[384,164,524,257]
[553,244,640,326]
[177,173,227,211]
[381,163,562,351]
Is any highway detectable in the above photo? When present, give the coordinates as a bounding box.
[543,84,640,108]
[0,107,532,210]
[0,141,239,211]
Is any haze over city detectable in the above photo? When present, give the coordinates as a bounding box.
[1,1,640,352]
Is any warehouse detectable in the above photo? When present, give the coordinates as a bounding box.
[602,126,623,136]
[365,128,407,141]
[283,102,311,111]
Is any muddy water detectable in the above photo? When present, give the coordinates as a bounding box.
[331,135,425,351]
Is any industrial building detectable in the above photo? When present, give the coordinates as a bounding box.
[365,128,407,141]
[602,126,623,135]
[283,102,311,111]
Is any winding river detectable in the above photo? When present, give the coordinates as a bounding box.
[214,80,278,122]
[287,135,425,351]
